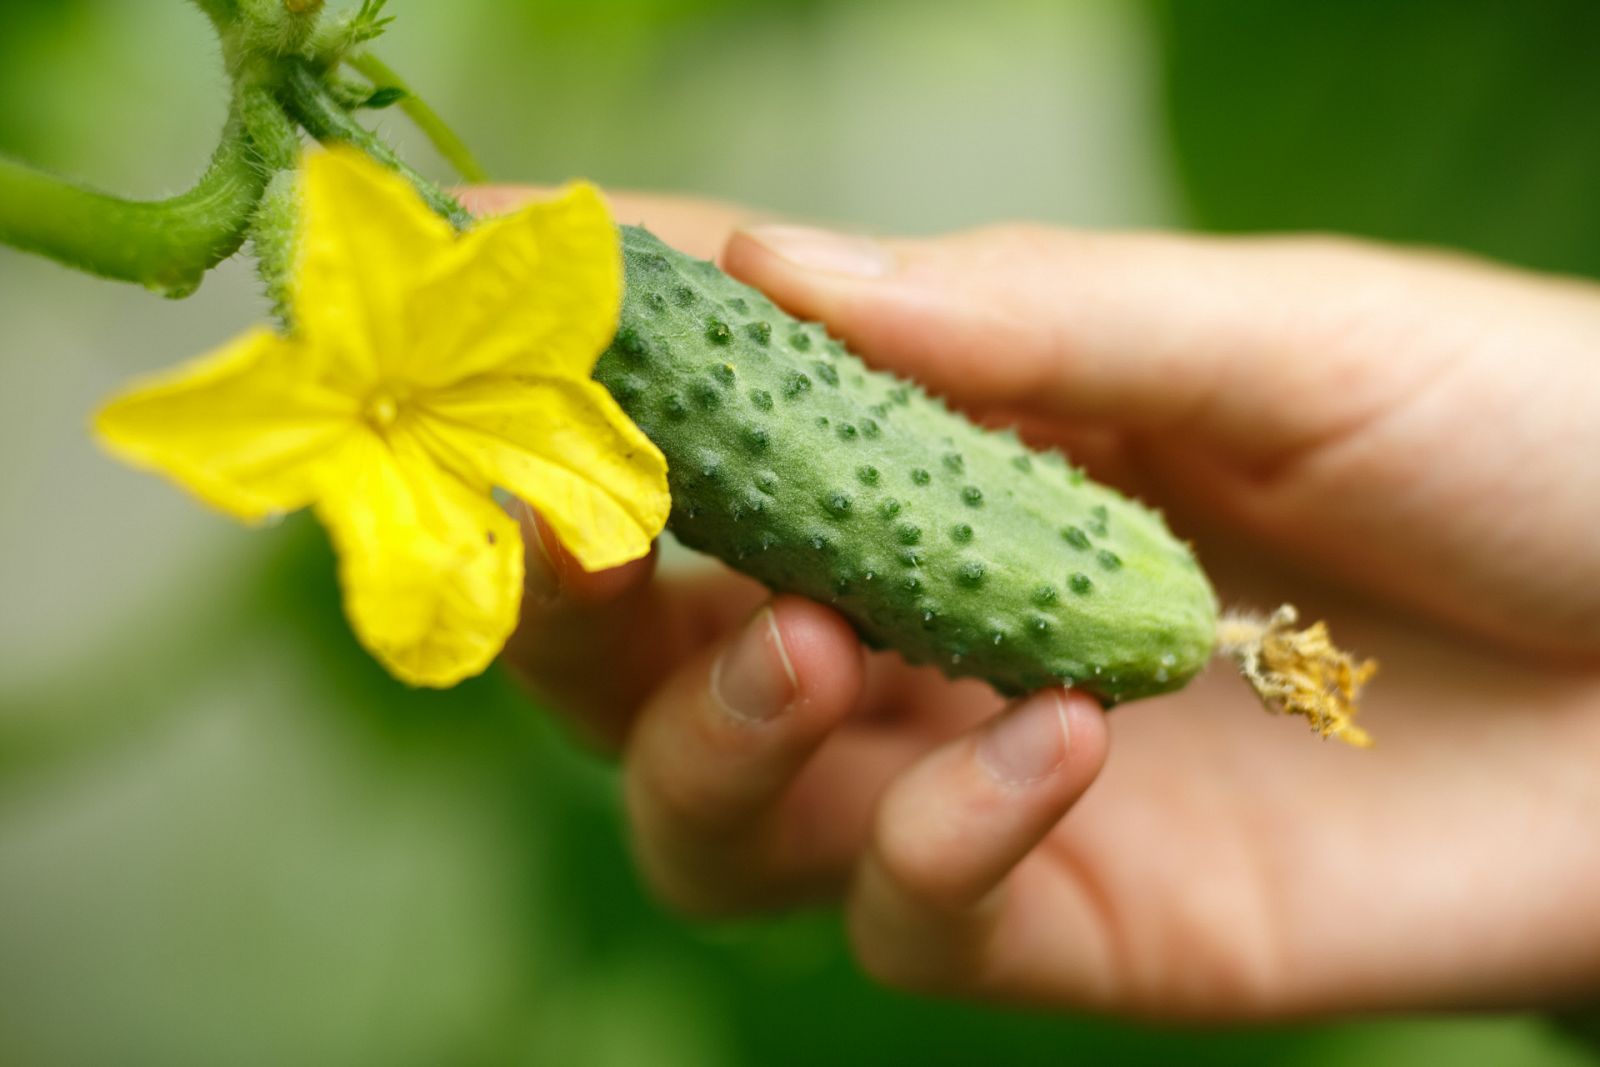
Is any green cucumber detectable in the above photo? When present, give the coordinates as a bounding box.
[593,226,1218,704]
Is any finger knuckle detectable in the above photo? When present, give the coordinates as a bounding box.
[845,905,942,994]
[844,896,970,997]
[869,791,972,912]
[634,850,743,921]
[621,764,766,920]
[631,747,740,835]
[1123,906,1287,1020]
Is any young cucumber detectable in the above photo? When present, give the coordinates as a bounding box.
[593,226,1218,704]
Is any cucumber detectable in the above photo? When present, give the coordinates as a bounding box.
[593,226,1217,704]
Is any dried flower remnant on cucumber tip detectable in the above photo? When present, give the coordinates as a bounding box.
[1217,605,1377,748]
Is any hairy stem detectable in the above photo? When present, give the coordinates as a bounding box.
[249,170,299,324]
[189,0,240,35]
[278,60,470,229]
[347,52,488,184]
[243,92,305,322]
[228,1,326,64]
[0,87,288,296]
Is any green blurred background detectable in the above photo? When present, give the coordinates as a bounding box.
[2,1,1598,1063]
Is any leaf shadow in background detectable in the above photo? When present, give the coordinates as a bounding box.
[1154,0,1600,279]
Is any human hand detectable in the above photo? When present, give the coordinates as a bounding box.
[478,185,1600,1020]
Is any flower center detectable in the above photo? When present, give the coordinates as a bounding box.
[363,387,404,432]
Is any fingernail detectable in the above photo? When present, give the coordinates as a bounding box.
[976,691,1069,785]
[740,224,893,278]
[711,607,798,722]
[517,501,561,604]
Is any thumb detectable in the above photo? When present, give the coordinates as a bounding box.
[721,223,1424,463]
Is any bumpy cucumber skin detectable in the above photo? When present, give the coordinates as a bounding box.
[593,226,1217,703]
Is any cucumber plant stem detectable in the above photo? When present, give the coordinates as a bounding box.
[347,52,488,184]
[0,6,474,297]
[279,60,471,230]
[0,88,281,296]
[189,0,239,35]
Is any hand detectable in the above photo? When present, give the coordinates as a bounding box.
[473,185,1600,1020]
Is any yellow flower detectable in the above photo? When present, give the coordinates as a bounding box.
[94,149,670,687]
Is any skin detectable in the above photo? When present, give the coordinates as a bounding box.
[464,186,1600,1022]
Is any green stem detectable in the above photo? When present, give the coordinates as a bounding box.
[189,0,239,35]
[249,169,299,324]
[243,90,304,323]
[346,52,488,184]
[0,88,282,297]
[278,60,471,229]
[230,1,325,62]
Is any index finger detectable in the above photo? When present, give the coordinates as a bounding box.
[458,184,768,260]
[505,502,769,752]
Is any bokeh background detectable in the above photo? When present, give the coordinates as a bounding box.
[3,1,1599,1064]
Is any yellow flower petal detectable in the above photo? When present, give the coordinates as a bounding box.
[316,429,522,687]
[401,182,621,388]
[416,374,669,572]
[95,147,664,690]
[94,328,356,523]
[293,149,456,390]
